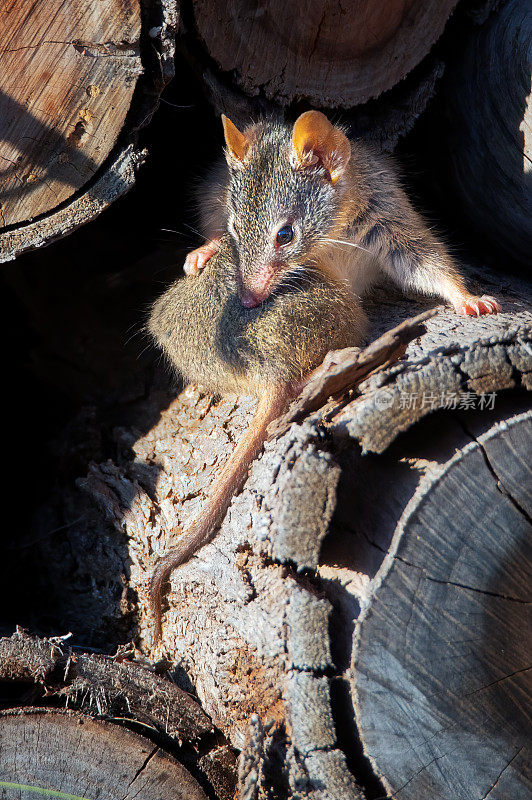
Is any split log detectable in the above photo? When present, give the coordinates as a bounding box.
[439,0,531,266]
[0,0,177,262]
[328,403,532,799]
[179,1,465,150]
[26,261,531,798]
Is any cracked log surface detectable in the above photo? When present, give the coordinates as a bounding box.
[31,265,531,799]
[191,0,458,108]
[0,710,209,799]
[329,402,532,800]
[0,0,177,262]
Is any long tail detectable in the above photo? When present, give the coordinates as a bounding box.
[149,385,291,642]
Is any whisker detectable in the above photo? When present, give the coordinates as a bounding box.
[136,342,154,360]
[124,328,145,346]
[323,237,371,254]
[182,221,203,237]
[160,99,195,109]
[160,222,204,241]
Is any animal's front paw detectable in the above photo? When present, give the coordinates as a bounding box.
[453,295,501,317]
[183,238,221,276]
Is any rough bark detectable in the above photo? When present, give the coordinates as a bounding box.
[0,0,178,262]
[27,261,530,798]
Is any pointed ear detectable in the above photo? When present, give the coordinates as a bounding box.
[292,111,350,184]
[221,114,249,165]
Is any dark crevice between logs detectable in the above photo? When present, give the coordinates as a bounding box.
[264,725,292,800]
[329,678,387,800]
[325,575,388,800]
[322,462,389,799]
[176,0,275,121]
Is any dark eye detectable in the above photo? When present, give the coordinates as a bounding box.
[276,224,294,246]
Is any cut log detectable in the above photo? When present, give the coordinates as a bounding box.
[179,1,459,150]
[327,404,532,799]
[26,261,531,798]
[190,0,457,108]
[439,0,532,266]
[0,709,208,799]
[0,0,177,262]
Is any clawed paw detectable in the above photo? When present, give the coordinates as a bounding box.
[183,239,221,276]
[454,295,501,317]
[183,249,206,276]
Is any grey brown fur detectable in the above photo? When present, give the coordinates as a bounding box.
[148,236,366,638]
[150,236,366,393]
[195,111,500,317]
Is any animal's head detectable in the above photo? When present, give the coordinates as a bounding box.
[221,111,351,308]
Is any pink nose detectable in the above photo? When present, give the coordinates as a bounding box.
[240,289,265,309]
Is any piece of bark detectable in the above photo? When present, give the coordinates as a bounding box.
[270,308,437,437]
[0,0,177,261]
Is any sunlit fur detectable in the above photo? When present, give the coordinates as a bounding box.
[199,115,475,309]
[149,235,367,396]
[148,237,366,639]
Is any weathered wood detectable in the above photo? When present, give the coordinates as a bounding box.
[0,709,208,799]
[180,5,451,152]
[0,0,141,226]
[0,0,177,262]
[19,261,531,797]
[190,0,457,108]
[329,404,532,799]
[200,48,446,153]
[440,0,532,265]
